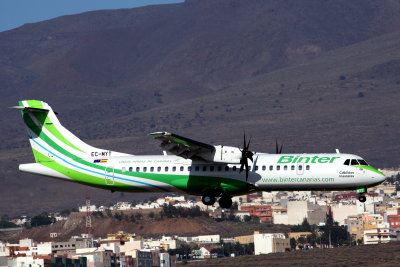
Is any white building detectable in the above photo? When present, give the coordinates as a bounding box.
[331,204,358,225]
[254,233,290,255]
[119,239,144,257]
[79,205,97,212]
[363,222,400,245]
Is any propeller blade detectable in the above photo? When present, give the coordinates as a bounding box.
[279,143,283,154]
[245,160,249,182]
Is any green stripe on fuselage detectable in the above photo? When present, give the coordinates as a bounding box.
[354,165,384,176]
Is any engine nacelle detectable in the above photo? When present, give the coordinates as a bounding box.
[196,145,242,164]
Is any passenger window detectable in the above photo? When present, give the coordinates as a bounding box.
[291,165,295,170]
[351,159,359,166]
[157,167,161,172]
[135,167,139,172]
[262,166,266,171]
[188,166,192,171]
[233,166,237,171]
[195,166,200,171]
[225,166,229,171]
[203,166,207,171]
[217,166,222,171]
[277,165,280,171]
[298,165,302,171]
[306,165,310,170]
[129,167,133,172]
[122,167,126,172]
[269,165,273,171]
[210,166,214,172]
[143,167,147,172]
[344,159,350,165]
[180,166,184,172]
[255,166,258,171]
[150,167,154,172]
[172,166,176,172]
[284,165,287,171]
[165,166,169,172]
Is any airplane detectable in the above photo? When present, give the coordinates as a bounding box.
[13,100,386,208]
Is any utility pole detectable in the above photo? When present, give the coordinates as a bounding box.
[85,189,93,247]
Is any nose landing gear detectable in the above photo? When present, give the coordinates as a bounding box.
[358,194,366,203]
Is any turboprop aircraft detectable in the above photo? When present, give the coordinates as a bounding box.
[13,100,386,208]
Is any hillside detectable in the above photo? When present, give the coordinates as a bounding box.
[1,0,400,216]
[3,211,290,242]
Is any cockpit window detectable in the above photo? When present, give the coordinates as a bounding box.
[357,159,368,166]
[351,159,359,166]
[344,159,350,165]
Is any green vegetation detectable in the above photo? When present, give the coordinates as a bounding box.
[211,242,254,256]
[30,212,54,227]
[160,204,208,218]
[0,220,17,228]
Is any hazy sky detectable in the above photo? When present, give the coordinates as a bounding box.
[0,0,183,32]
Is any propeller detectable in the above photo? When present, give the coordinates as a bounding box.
[276,138,283,154]
[239,132,254,182]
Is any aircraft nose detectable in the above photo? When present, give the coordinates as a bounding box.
[379,173,387,183]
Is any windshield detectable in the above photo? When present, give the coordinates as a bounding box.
[357,159,369,166]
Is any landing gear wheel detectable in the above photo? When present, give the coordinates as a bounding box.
[219,196,233,209]
[358,195,366,203]
[202,191,216,206]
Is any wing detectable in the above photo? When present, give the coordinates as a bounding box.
[149,132,215,161]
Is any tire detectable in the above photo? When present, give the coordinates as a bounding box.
[202,193,216,206]
[219,196,233,209]
[358,195,366,203]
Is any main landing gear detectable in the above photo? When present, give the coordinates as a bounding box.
[201,188,232,209]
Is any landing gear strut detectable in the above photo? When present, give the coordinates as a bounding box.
[358,194,366,203]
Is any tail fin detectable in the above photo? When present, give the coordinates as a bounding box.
[13,100,126,163]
